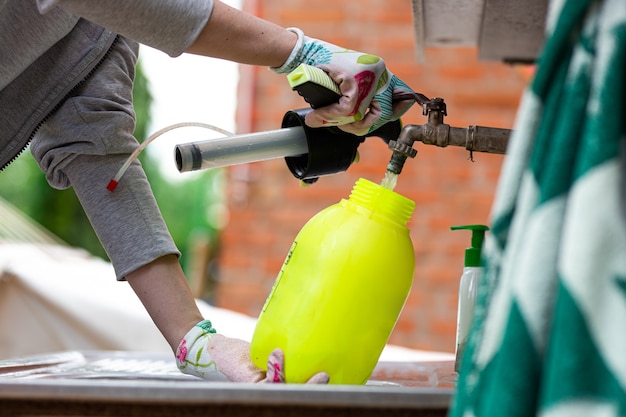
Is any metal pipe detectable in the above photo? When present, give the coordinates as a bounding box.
[415,123,511,154]
[385,122,512,175]
[448,126,511,154]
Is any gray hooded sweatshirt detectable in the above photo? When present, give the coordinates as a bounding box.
[0,0,214,279]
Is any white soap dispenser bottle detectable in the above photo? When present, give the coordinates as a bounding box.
[451,224,489,372]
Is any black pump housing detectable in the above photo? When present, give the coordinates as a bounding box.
[281,108,402,184]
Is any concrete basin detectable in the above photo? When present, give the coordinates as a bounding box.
[0,351,455,416]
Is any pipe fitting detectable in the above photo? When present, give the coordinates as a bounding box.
[386,124,420,175]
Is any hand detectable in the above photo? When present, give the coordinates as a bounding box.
[208,335,329,383]
[176,321,329,383]
[272,28,416,136]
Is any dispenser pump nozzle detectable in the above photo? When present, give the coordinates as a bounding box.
[450,224,489,267]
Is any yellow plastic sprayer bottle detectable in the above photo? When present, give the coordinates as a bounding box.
[250,177,415,384]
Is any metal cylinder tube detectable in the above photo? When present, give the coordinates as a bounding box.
[175,127,308,172]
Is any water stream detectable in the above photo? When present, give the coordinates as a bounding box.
[380,171,399,191]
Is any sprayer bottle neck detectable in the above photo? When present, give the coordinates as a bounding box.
[346,178,415,227]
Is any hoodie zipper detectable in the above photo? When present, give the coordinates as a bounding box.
[0,35,119,172]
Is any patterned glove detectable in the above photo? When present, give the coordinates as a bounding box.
[272,27,415,136]
[175,320,329,383]
[175,320,220,379]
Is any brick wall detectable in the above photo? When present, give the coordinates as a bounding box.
[215,0,528,352]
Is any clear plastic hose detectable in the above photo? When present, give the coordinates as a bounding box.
[107,122,234,192]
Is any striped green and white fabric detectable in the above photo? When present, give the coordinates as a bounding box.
[450,0,626,416]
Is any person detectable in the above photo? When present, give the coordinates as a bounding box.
[0,0,415,382]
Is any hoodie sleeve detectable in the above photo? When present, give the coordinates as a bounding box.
[35,0,214,57]
[29,36,180,280]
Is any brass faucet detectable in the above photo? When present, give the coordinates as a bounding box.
[387,97,512,175]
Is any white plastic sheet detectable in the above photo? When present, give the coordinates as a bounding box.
[0,242,453,363]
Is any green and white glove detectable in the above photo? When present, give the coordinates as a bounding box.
[175,320,329,383]
[272,27,416,136]
[175,320,220,379]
